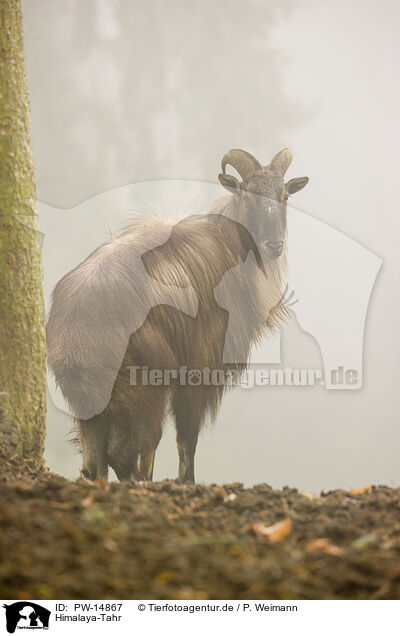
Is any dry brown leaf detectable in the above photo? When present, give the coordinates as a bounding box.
[16,589,30,600]
[351,486,372,494]
[251,518,292,543]
[306,538,343,556]
[154,570,177,584]
[94,478,109,490]
[104,538,117,552]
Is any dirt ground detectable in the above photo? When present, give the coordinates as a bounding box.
[1,418,400,600]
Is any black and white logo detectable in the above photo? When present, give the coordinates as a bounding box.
[3,603,50,633]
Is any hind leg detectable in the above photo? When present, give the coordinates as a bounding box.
[137,398,165,480]
[79,417,109,481]
[107,388,166,482]
[137,415,163,481]
[172,388,210,483]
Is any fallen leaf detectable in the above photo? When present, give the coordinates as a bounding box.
[351,486,372,494]
[154,570,177,584]
[94,479,109,490]
[16,589,31,600]
[224,493,237,502]
[351,533,378,549]
[306,538,343,557]
[250,518,292,543]
[104,538,117,552]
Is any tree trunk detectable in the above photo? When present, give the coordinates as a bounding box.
[0,0,46,468]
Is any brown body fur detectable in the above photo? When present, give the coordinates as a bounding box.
[47,149,308,482]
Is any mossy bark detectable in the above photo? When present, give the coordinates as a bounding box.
[0,0,46,467]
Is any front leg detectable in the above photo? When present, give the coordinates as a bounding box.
[175,420,199,483]
[138,449,156,481]
[79,418,109,481]
[178,441,195,483]
[172,388,211,483]
[107,420,141,481]
[108,448,140,481]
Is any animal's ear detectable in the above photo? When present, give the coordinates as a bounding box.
[218,173,241,192]
[285,176,309,195]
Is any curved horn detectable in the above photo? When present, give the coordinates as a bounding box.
[221,149,262,181]
[268,148,293,177]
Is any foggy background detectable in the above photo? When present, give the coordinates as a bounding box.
[22,0,400,491]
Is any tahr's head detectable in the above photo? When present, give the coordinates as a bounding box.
[218,148,308,259]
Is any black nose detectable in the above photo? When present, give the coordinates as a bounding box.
[264,240,284,256]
